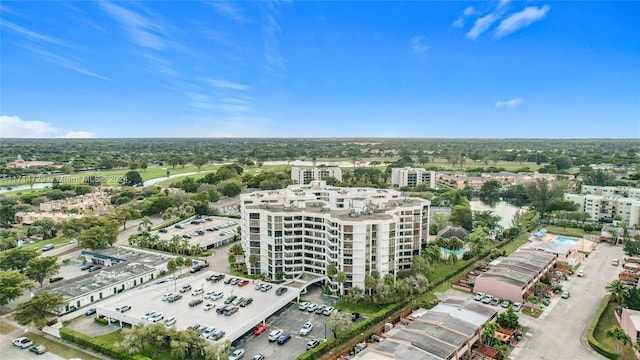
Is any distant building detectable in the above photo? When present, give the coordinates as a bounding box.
[291,167,342,184]
[581,185,640,200]
[5,154,54,169]
[39,191,111,213]
[15,211,83,225]
[391,167,436,188]
[473,248,556,303]
[523,241,585,266]
[564,193,640,227]
[240,181,430,292]
[353,297,498,360]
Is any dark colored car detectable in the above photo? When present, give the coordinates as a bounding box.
[85,308,97,316]
[80,263,93,270]
[224,295,237,304]
[88,265,103,272]
[189,299,203,307]
[216,305,229,314]
[277,333,292,344]
[49,276,64,283]
[158,228,168,233]
[175,224,184,229]
[351,313,361,322]
[239,298,253,307]
[275,287,288,296]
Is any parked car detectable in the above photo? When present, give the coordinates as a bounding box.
[42,244,54,251]
[351,313,361,322]
[323,306,334,316]
[189,299,203,307]
[500,300,511,308]
[277,333,292,344]
[180,284,192,293]
[298,302,310,311]
[238,280,250,287]
[167,294,183,303]
[204,303,215,311]
[151,312,164,322]
[306,303,318,312]
[224,295,237,304]
[190,265,202,273]
[260,284,272,292]
[490,297,501,306]
[158,228,168,233]
[230,278,240,285]
[300,322,313,336]
[306,339,321,350]
[85,308,97,316]
[80,263,93,270]
[576,269,585,277]
[192,288,204,296]
[239,298,253,307]
[473,292,485,301]
[224,306,239,316]
[561,291,571,299]
[202,327,216,338]
[232,297,244,306]
[88,265,103,272]
[29,345,47,354]
[268,329,284,342]
[164,316,177,327]
[175,224,184,229]
[116,305,131,313]
[315,305,326,314]
[224,278,233,285]
[612,259,619,266]
[275,287,288,296]
[49,275,64,283]
[210,329,226,341]
[142,311,156,320]
[13,337,33,349]
[216,305,229,314]
[254,325,268,335]
[251,355,265,360]
[210,291,224,300]
[228,349,245,360]
[512,302,523,312]
[481,295,494,304]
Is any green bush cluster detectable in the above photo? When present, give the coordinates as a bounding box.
[60,328,151,360]
[586,296,618,360]
[93,317,109,326]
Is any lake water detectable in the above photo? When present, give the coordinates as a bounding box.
[0,183,53,194]
[469,200,524,229]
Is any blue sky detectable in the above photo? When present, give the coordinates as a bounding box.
[1,1,638,138]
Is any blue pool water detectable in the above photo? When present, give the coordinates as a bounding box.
[554,236,579,246]
[441,247,466,256]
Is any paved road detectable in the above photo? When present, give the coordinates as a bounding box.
[512,244,624,360]
[143,170,216,186]
[0,334,64,360]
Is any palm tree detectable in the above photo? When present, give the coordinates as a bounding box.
[606,280,629,305]
[604,327,632,354]
[608,229,620,245]
[423,243,441,264]
[169,235,180,254]
[137,216,153,233]
[482,322,501,346]
[248,254,259,274]
[336,271,347,295]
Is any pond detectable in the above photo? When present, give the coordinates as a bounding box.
[0,183,53,194]
[469,199,525,229]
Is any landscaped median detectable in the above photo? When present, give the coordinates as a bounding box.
[60,327,151,360]
[587,295,619,360]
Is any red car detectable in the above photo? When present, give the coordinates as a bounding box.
[254,324,267,335]
[237,280,250,287]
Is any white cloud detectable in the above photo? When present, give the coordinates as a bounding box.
[496,98,523,109]
[466,13,500,39]
[463,6,475,16]
[210,1,250,23]
[2,20,74,48]
[452,6,475,28]
[205,79,249,91]
[99,1,166,50]
[0,115,94,138]
[263,13,286,74]
[452,18,464,28]
[498,0,511,9]
[409,36,429,53]
[496,5,550,38]
[22,45,111,81]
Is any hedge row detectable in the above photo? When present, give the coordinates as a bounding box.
[60,327,152,360]
[586,296,619,360]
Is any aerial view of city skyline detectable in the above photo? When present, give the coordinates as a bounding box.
[1,1,638,138]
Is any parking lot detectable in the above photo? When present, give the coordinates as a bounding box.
[232,286,347,360]
[155,216,238,249]
[95,271,300,344]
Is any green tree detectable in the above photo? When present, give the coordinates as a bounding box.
[114,205,141,230]
[175,256,185,275]
[624,288,640,311]
[606,279,629,305]
[248,254,260,274]
[0,248,38,272]
[481,322,500,346]
[497,305,520,329]
[326,310,352,338]
[473,210,502,232]
[121,171,143,187]
[78,220,119,250]
[0,270,30,305]
[479,179,502,201]
[411,254,430,276]
[604,327,632,354]
[218,180,242,197]
[31,219,57,240]
[167,259,177,274]
[0,204,16,226]
[137,216,153,233]
[450,205,473,231]
[14,291,66,329]
[326,263,338,278]
[336,271,347,293]
[553,155,573,170]
[25,257,60,288]
[193,156,208,171]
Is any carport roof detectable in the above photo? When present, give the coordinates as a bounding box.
[388,327,456,358]
[431,298,497,327]
[357,340,444,360]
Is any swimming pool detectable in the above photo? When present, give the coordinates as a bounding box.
[554,236,579,246]
[440,247,466,256]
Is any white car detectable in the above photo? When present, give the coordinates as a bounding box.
[192,288,204,296]
[142,311,156,320]
[306,303,318,312]
[228,349,245,360]
[268,329,283,342]
[164,316,176,327]
[512,302,523,312]
[202,327,216,338]
[298,302,310,310]
[576,269,585,277]
[204,303,215,311]
[300,322,313,336]
[323,306,334,316]
[473,292,485,301]
[151,312,164,322]
[13,337,33,349]
[210,291,224,300]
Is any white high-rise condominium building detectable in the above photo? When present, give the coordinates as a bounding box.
[240,181,430,293]
[291,167,342,184]
[564,193,640,227]
[391,167,436,188]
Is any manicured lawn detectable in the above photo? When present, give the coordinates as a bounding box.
[0,322,18,334]
[426,258,475,284]
[19,237,77,253]
[26,332,103,360]
[333,300,384,316]
[521,307,543,318]
[593,301,636,360]
[542,225,599,238]
[0,188,51,198]
[502,232,532,255]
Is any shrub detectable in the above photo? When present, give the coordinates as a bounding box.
[586,296,618,360]
[60,328,152,360]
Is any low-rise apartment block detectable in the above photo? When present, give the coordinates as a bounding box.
[391,167,436,188]
[564,192,640,227]
[240,181,430,293]
[291,167,342,184]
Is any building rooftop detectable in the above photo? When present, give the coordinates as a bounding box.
[625,308,640,331]
[388,327,457,359]
[431,297,497,327]
[477,248,555,288]
[526,241,573,255]
[357,339,443,360]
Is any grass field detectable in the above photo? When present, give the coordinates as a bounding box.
[26,331,103,360]
[20,237,77,253]
[0,322,18,334]
[593,301,636,360]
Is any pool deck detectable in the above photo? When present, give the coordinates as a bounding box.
[531,233,596,253]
